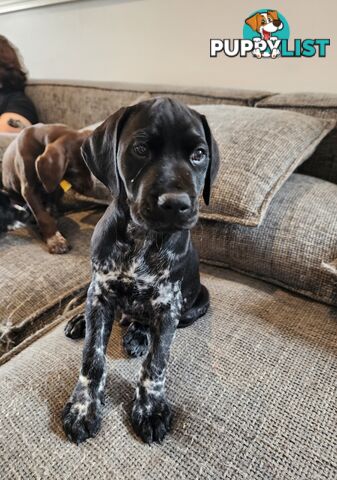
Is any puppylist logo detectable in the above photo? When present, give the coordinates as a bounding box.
[210,9,330,59]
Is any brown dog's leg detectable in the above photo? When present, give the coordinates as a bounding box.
[21,186,70,254]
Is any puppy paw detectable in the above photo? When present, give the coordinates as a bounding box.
[122,322,149,357]
[64,313,86,339]
[47,231,70,254]
[62,397,102,444]
[131,396,172,444]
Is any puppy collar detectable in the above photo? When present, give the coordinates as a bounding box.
[60,179,72,192]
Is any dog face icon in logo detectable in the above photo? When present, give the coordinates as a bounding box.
[244,9,289,58]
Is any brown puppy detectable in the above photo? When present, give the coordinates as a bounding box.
[2,124,93,253]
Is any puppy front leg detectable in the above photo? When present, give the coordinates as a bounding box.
[131,312,179,444]
[21,186,69,254]
[62,281,115,444]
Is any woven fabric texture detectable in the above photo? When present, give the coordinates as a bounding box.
[0,265,336,479]
[256,92,337,112]
[80,91,152,132]
[194,105,335,226]
[27,80,271,101]
[26,82,271,129]
[193,174,337,307]
[27,85,262,128]
[256,93,337,187]
[0,209,102,358]
[25,85,142,129]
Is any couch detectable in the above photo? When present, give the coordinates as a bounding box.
[1,81,337,480]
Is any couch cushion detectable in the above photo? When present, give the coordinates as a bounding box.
[26,84,143,129]
[0,209,103,359]
[255,92,337,118]
[193,173,337,307]
[1,265,336,479]
[27,80,272,128]
[255,92,337,185]
[194,105,335,226]
[80,91,152,132]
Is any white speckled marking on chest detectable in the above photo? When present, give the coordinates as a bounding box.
[94,237,182,324]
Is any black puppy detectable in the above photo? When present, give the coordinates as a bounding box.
[62,98,219,445]
[0,189,30,233]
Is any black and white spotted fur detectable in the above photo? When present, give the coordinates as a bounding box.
[0,189,30,233]
[62,98,219,445]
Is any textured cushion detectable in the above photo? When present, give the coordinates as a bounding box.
[194,105,335,226]
[297,129,337,185]
[255,92,337,118]
[26,81,271,128]
[81,91,152,132]
[256,93,337,186]
[26,85,143,129]
[0,209,102,359]
[193,173,337,307]
[1,265,337,479]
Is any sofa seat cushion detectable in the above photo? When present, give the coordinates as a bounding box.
[0,265,336,479]
[0,209,103,359]
[193,173,337,307]
[194,105,335,226]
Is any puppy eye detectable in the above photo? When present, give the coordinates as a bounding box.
[261,18,266,24]
[190,148,207,165]
[133,143,149,157]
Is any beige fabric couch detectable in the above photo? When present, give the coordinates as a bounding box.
[1,81,337,480]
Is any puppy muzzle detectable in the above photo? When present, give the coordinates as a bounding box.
[131,191,198,232]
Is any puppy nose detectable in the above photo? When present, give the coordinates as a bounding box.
[157,193,191,213]
[273,19,281,27]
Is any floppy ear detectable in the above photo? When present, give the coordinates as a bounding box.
[200,115,220,206]
[35,141,68,193]
[267,10,279,20]
[245,13,260,32]
[81,106,131,197]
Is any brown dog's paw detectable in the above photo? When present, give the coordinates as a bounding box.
[46,231,70,254]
